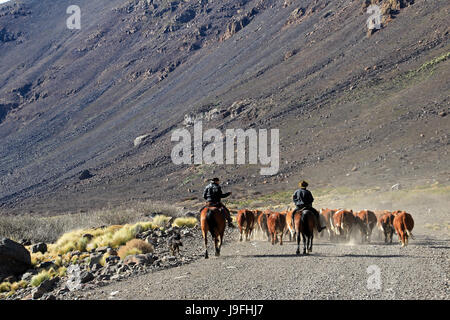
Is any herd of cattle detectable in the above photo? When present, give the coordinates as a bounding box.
[235,208,415,248]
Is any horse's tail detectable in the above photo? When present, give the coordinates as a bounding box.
[206,209,216,235]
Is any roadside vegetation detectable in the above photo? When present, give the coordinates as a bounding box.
[0,201,198,299]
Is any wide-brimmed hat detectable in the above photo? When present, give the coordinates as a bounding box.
[211,177,220,182]
[299,180,309,188]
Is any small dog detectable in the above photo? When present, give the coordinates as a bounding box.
[168,234,183,256]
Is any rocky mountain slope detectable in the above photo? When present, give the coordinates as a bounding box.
[0,0,449,214]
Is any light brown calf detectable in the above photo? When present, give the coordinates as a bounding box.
[266,212,286,245]
[236,209,256,241]
[355,209,378,243]
[393,211,414,247]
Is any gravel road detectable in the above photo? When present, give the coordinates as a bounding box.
[69,226,449,300]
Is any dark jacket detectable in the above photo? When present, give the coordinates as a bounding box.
[293,188,314,207]
[203,182,231,203]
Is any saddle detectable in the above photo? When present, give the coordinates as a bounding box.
[292,206,318,227]
[201,202,226,215]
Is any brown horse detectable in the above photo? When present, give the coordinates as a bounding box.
[200,206,226,259]
[293,209,317,255]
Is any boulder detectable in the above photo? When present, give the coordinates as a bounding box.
[20,239,32,246]
[0,238,32,281]
[391,183,401,191]
[21,270,37,281]
[32,277,60,299]
[105,255,120,265]
[91,263,102,272]
[134,134,152,147]
[285,7,305,26]
[79,271,94,283]
[79,170,93,180]
[31,242,47,254]
[221,15,251,41]
[95,246,109,254]
[65,265,94,292]
[89,253,103,267]
[37,261,56,269]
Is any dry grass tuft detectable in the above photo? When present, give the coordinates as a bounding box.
[152,215,172,227]
[30,269,53,287]
[49,221,157,255]
[0,282,11,293]
[172,217,198,228]
[117,239,154,260]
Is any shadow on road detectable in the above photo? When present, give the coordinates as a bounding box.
[224,253,333,258]
[341,253,418,258]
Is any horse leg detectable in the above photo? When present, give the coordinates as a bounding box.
[280,232,283,246]
[302,233,307,255]
[218,229,225,256]
[296,231,301,255]
[239,228,243,242]
[308,234,314,253]
[214,235,220,256]
[203,230,209,259]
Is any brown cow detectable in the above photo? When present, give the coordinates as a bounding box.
[375,210,391,240]
[284,210,296,241]
[320,208,337,240]
[378,212,395,244]
[355,209,378,243]
[393,211,414,247]
[278,210,295,241]
[236,209,256,241]
[266,212,286,245]
[257,210,271,242]
[332,209,356,241]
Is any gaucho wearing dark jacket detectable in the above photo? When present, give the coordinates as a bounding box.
[292,187,325,232]
[293,188,314,209]
[203,182,231,203]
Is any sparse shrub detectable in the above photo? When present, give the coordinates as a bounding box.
[54,256,62,267]
[30,270,52,287]
[57,267,67,277]
[117,239,154,260]
[0,282,11,293]
[172,217,198,228]
[10,280,28,292]
[49,221,157,255]
[152,215,172,227]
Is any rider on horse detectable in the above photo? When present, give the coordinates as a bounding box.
[292,180,326,233]
[203,178,234,228]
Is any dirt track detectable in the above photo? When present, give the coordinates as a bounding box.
[68,227,449,300]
